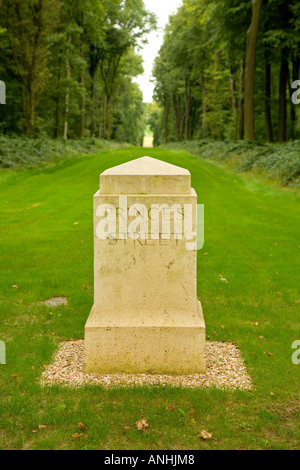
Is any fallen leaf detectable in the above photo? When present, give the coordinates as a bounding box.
[270,392,275,397]
[73,222,79,225]
[135,419,149,431]
[266,351,274,357]
[72,433,88,439]
[38,425,47,430]
[11,375,18,380]
[200,430,212,440]
[278,292,283,296]
[189,408,198,417]
[32,430,38,434]
[220,325,225,330]
[259,336,266,341]
[12,285,21,289]
[166,404,176,411]
[77,422,86,431]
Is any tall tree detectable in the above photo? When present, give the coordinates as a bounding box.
[2,0,60,134]
[244,0,263,140]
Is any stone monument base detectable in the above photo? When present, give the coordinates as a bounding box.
[85,301,206,375]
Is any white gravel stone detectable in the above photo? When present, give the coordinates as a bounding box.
[40,340,252,390]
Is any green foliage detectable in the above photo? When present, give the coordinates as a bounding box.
[152,0,300,143]
[0,136,129,169]
[0,0,156,141]
[161,140,300,186]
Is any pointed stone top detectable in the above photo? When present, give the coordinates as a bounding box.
[102,156,190,177]
[100,156,192,195]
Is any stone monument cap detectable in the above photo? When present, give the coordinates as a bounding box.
[100,156,192,195]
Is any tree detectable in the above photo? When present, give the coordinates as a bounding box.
[1,0,60,134]
[244,0,263,140]
[98,0,155,139]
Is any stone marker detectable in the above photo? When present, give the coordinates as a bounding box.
[85,156,206,374]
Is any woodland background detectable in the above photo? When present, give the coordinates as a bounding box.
[0,0,299,147]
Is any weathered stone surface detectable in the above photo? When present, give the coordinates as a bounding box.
[85,156,206,374]
[99,156,191,195]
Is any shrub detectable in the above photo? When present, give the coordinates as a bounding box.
[0,136,129,169]
[161,140,300,187]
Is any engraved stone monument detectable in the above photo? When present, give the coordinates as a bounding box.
[85,156,206,374]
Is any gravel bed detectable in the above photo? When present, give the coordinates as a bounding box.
[40,340,252,390]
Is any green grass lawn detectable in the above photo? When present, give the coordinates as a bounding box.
[0,146,299,450]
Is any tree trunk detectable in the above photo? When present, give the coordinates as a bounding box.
[90,77,96,138]
[98,98,103,138]
[244,0,262,140]
[163,93,169,143]
[199,71,207,137]
[103,94,112,140]
[63,36,71,140]
[290,58,299,140]
[89,45,101,138]
[79,73,85,138]
[55,52,62,138]
[265,59,273,143]
[172,94,180,142]
[238,58,245,140]
[24,82,35,135]
[79,42,85,139]
[229,61,238,117]
[278,49,289,143]
[184,77,190,141]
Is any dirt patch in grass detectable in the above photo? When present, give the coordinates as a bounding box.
[40,297,69,307]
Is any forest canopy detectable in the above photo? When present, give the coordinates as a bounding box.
[0,0,156,145]
[152,0,300,144]
[0,0,300,146]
